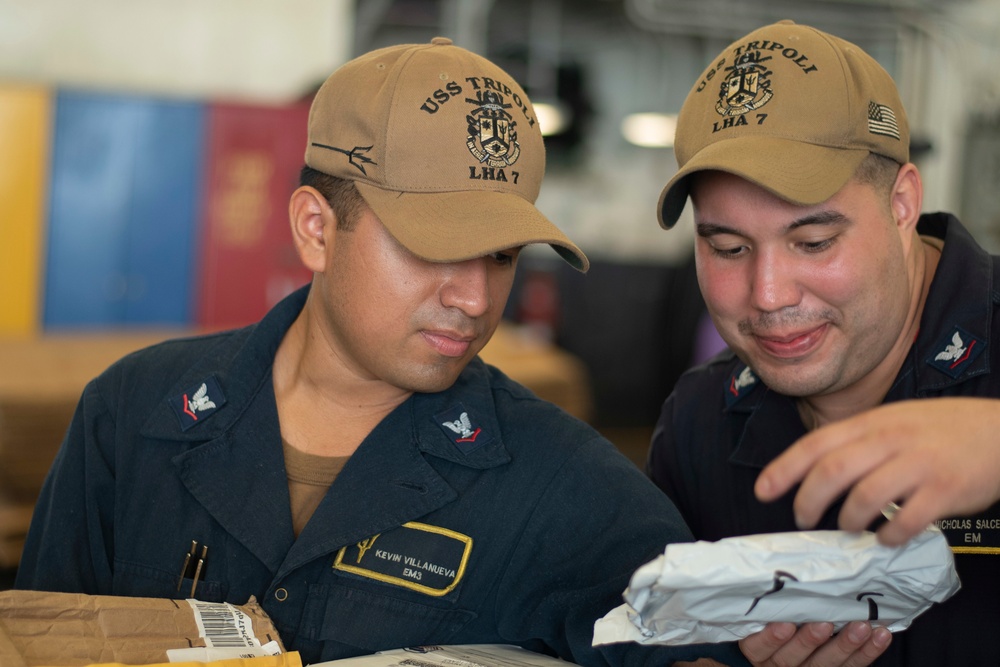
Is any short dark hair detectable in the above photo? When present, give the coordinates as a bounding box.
[854,153,901,197]
[299,166,367,230]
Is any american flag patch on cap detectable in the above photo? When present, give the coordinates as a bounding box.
[868,101,900,140]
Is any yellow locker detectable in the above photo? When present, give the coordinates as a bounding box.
[0,85,50,336]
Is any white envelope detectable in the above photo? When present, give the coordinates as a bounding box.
[593,528,960,646]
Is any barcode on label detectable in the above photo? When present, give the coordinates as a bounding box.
[187,599,261,648]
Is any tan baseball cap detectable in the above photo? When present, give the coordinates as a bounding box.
[305,37,589,272]
[658,20,909,229]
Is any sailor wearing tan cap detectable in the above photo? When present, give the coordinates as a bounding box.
[649,20,1000,667]
[17,39,749,666]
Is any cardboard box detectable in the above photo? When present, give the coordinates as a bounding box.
[0,590,285,666]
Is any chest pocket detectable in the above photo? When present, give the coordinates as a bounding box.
[305,582,477,655]
[113,558,226,603]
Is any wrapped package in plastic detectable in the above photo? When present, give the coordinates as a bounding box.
[593,527,960,646]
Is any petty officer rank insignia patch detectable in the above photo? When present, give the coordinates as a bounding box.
[926,326,985,379]
[170,376,226,431]
[725,365,758,408]
[434,403,491,452]
[334,522,473,597]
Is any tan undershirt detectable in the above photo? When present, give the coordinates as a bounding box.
[921,234,944,252]
[282,439,349,537]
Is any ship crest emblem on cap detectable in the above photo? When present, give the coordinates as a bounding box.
[465,90,521,168]
[716,50,774,117]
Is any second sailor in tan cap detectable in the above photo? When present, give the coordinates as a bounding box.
[648,19,1000,667]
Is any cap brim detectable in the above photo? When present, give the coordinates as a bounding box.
[657,136,871,229]
[355,181,589,272]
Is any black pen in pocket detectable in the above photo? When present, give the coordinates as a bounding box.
[176,540,208,597]
[190,544,208,598]
[176,540,197,592]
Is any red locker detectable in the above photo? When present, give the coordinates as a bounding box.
[196,100,313,330]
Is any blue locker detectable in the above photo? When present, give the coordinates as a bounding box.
[44,90,205,329]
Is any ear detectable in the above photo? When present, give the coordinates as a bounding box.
[289,186,335,273]
[890,162,923,236]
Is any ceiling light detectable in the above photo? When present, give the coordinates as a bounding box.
[621,112,677,148]
[534,101,570,136]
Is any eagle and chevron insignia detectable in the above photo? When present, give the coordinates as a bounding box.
[171,376,227,431]
[434,404,488,450]
[927,326,984,379]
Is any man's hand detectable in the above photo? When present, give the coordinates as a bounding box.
[739,622,891,666]
[754,398,1000,545]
